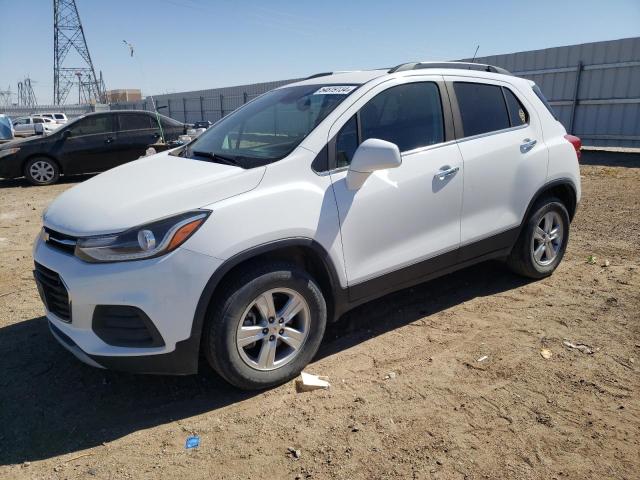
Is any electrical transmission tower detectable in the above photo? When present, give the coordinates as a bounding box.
[53,0,105,104]
[17,78,38,107]
[0,86,12,107]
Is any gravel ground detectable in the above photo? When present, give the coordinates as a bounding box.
[0,152,638,479]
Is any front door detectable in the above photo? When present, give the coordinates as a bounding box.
[328,80,463,298]
[57,114,117,174]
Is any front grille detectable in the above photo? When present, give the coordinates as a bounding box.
[43,227,77,255]
[34,262,71,321]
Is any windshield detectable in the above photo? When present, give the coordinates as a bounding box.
[185,84,359,168]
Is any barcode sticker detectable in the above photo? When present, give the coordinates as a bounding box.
[313,86,357,95]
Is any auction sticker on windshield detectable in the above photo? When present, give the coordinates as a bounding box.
[313,86,357,95]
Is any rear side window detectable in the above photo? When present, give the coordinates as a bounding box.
[54,114,65,119]
[119,114,153,131]
[532,84,557,119]
[454,82,510,137]
[503,88,529,126]
[360,82,444,152]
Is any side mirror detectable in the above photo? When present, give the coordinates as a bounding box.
[62,129,71,138]
[346,138,402,190]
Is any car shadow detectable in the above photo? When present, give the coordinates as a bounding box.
[0,173,96,189]
[580,150,640,168]
[0,261,529,465]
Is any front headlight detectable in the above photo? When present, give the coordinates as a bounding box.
[0,147,20,159]
[75,210,210,263]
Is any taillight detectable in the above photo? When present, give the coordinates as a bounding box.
[564,134,581,161]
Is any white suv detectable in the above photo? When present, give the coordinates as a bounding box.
[33,62,581,389]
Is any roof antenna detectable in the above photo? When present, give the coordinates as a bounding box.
[471,45,480,63]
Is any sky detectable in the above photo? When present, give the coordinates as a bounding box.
[1,0,639,105]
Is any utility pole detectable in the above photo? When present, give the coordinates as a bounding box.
[53,0,105,104]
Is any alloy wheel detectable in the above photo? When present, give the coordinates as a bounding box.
[235,288,310,371]
[531,211,564,266]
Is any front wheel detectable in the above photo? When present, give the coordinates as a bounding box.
[507,197,570,279]
[24,157,60,185]
[202,263,327,390]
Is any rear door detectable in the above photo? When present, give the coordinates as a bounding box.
[57,114,117,174]
[446,77,548,255]
[115,112,161,163]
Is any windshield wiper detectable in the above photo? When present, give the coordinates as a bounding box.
[191,150,241,167]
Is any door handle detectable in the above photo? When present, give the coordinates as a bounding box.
[435,166,459,181]
[104,137,113,144]
[520,138,537,153]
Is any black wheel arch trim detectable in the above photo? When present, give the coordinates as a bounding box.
[189,238,346,371]
[520,178,578,227]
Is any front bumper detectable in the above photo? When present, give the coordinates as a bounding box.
[33,235,223,374]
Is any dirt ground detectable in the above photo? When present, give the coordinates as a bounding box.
[0,152,638,480]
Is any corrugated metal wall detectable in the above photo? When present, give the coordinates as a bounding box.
[464,37,640,148]
[110,78,302,124]
[114,37,639,148]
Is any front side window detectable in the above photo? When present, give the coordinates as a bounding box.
[454,82,510,137]
[33,118,44,124]
[186,84,358,168]
[67,115,113,136]
[334,82,445,168]
[360,82,444,152]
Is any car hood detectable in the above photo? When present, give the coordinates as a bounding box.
[43,151,266,236]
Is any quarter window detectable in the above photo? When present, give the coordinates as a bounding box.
[336,115,358,168]
[503,88,528,126]
[454,82,510,137]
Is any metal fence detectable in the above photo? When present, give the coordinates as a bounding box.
[110,92,265,124]
[0,103,109,120]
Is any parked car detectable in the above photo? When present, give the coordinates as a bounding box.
[33,63,581,389]
[33,112,69,124]
[0,110,186,184]
[0,115,14,142]
[12,116,60,137]
[192,120,213,129]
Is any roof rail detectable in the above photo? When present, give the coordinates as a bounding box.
[388,62,512,75]
[304,72,334,80]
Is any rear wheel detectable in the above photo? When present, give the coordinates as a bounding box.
[24,157,60,185]
[507,197,570,279]
[203,263,327,390]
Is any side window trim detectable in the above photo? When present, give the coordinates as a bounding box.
[324,79,453,173]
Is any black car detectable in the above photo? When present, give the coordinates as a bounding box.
[0,110,186,185]
[192,120,213,129]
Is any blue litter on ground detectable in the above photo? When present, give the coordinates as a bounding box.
[185,435,200,449]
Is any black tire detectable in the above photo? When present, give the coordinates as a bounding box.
[507,196,570,279]
[24,156,60,185]
[202,262,327,390]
